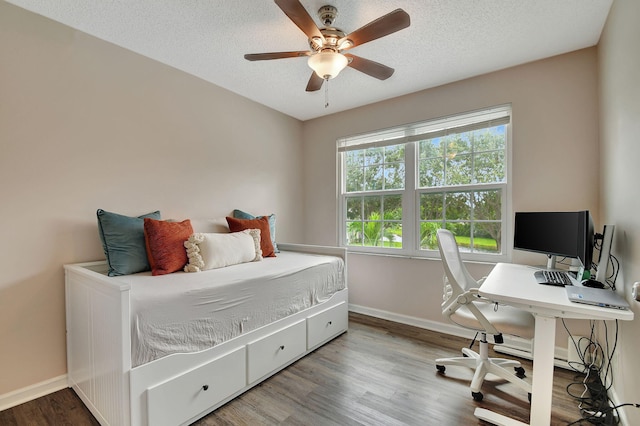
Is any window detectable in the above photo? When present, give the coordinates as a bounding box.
[338,105,510,261]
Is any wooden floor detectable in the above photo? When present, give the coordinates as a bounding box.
[1,313,586,425]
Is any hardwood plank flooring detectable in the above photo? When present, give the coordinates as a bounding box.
[1,313,586,425]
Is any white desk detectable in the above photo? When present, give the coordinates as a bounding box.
[475,263,634,426]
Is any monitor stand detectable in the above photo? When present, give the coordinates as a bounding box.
[546,254,557,270]
[595,225,614,283]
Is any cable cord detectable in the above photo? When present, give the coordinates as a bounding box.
[566,403,640,425]
[468,332,478,349]
[562,319,639,424]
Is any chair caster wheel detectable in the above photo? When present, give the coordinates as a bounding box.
[472,391,483,401]
[514,366,526,378]
[436,365,446,373]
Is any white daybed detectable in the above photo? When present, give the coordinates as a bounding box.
[64,243,348,426]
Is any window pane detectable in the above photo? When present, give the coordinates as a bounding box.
[445,222,471,253]
[345,150,364,192]
[419,158,445,187]
[420,193,444,220]
[474,125,506,151]
[474,222,501,254]
[362,220,383,247]
[419,138,444,159]
[363,196,381,219]
[346,195,403,248]
[346,145,406,193]
[364,165,383,190]
[383,195,402,249]
[346,197,362,220]
[445,192,471,220]
[419,221,440,250]
[445,153,472,185]
[364,147,384,166]
[383,222,402,249]
[384,162,405,190]
[473,190,502,220]
[418,190,502,254]
[385,145,404,162]
[445,134,471,157]
[384,145,405,190]
[472,189,502,254]
[383,195,402,218]
[418,125,506,189]
[474,151,505,184]
[346,221,363,245]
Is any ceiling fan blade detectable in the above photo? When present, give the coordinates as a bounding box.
[345,54,394,80]
[305,72,324,92]
[275,0,325,43]
[244,51,310,61]
[339,9,410,49]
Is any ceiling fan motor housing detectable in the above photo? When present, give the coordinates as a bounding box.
[309,27,346,52]
[318,5,337,26]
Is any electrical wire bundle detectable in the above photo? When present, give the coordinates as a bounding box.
[563,319,639,424]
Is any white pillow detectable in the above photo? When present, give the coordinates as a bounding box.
[184,229,262,272]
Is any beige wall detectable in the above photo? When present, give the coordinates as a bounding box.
[599,0,640,423]
[302,49,600,331]
[0,3,304,396]
[3,0,638,417]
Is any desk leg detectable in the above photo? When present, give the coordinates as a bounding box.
[529,314,556,426]
[475,314,557,426]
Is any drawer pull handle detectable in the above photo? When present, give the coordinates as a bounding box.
[328,321,333,326]
[202,385,209,391]
[279,345,285,351]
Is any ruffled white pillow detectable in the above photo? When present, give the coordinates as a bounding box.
[184,229,262,272]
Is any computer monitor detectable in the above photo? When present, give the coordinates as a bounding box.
[594,225,614,283]
[513,211,594,271]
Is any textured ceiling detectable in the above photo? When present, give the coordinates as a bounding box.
[7,0,613,121]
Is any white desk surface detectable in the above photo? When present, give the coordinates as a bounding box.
[474,263,633,426]
[478,263,634,321]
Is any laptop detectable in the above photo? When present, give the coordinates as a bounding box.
[565,286,630,310]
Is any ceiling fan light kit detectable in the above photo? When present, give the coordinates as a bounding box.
[308,50,348,79]
[244,0,410,97]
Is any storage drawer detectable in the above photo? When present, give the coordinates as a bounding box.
[307,301,348,349]
[147,346,246,426]
[247,320,306,384]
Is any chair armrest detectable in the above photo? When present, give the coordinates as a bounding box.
[442,278,500,337]
[450,287,501,337]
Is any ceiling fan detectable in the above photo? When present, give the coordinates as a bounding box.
[244,0,411,92]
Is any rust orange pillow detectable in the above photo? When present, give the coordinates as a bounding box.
[143,218,193,275]
[226,216,276,257]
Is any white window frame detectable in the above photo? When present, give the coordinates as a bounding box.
[337,105,512,262]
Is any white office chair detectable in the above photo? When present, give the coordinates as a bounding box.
[435,229,535,402]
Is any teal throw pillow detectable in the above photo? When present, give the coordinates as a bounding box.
[232,209,279,253]
[97,209,161,276]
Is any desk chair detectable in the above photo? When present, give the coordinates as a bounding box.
[435,229,535,402]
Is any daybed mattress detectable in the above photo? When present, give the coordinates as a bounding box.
[114,251,345,367]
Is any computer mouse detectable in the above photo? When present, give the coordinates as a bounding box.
[582,279,605,289]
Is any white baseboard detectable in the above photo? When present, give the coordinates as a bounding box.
[607,384,630,425]
[0,374,68,411]
[348,303,570,366]
[349,303,478,340]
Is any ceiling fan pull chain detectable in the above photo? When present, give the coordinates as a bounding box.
[324,78,329,108]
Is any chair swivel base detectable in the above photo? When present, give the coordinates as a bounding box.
[436,346,532,402]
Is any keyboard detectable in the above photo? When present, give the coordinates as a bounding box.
[534,270,573,286]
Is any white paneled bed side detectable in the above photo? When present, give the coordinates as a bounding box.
[64,244,348,426]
